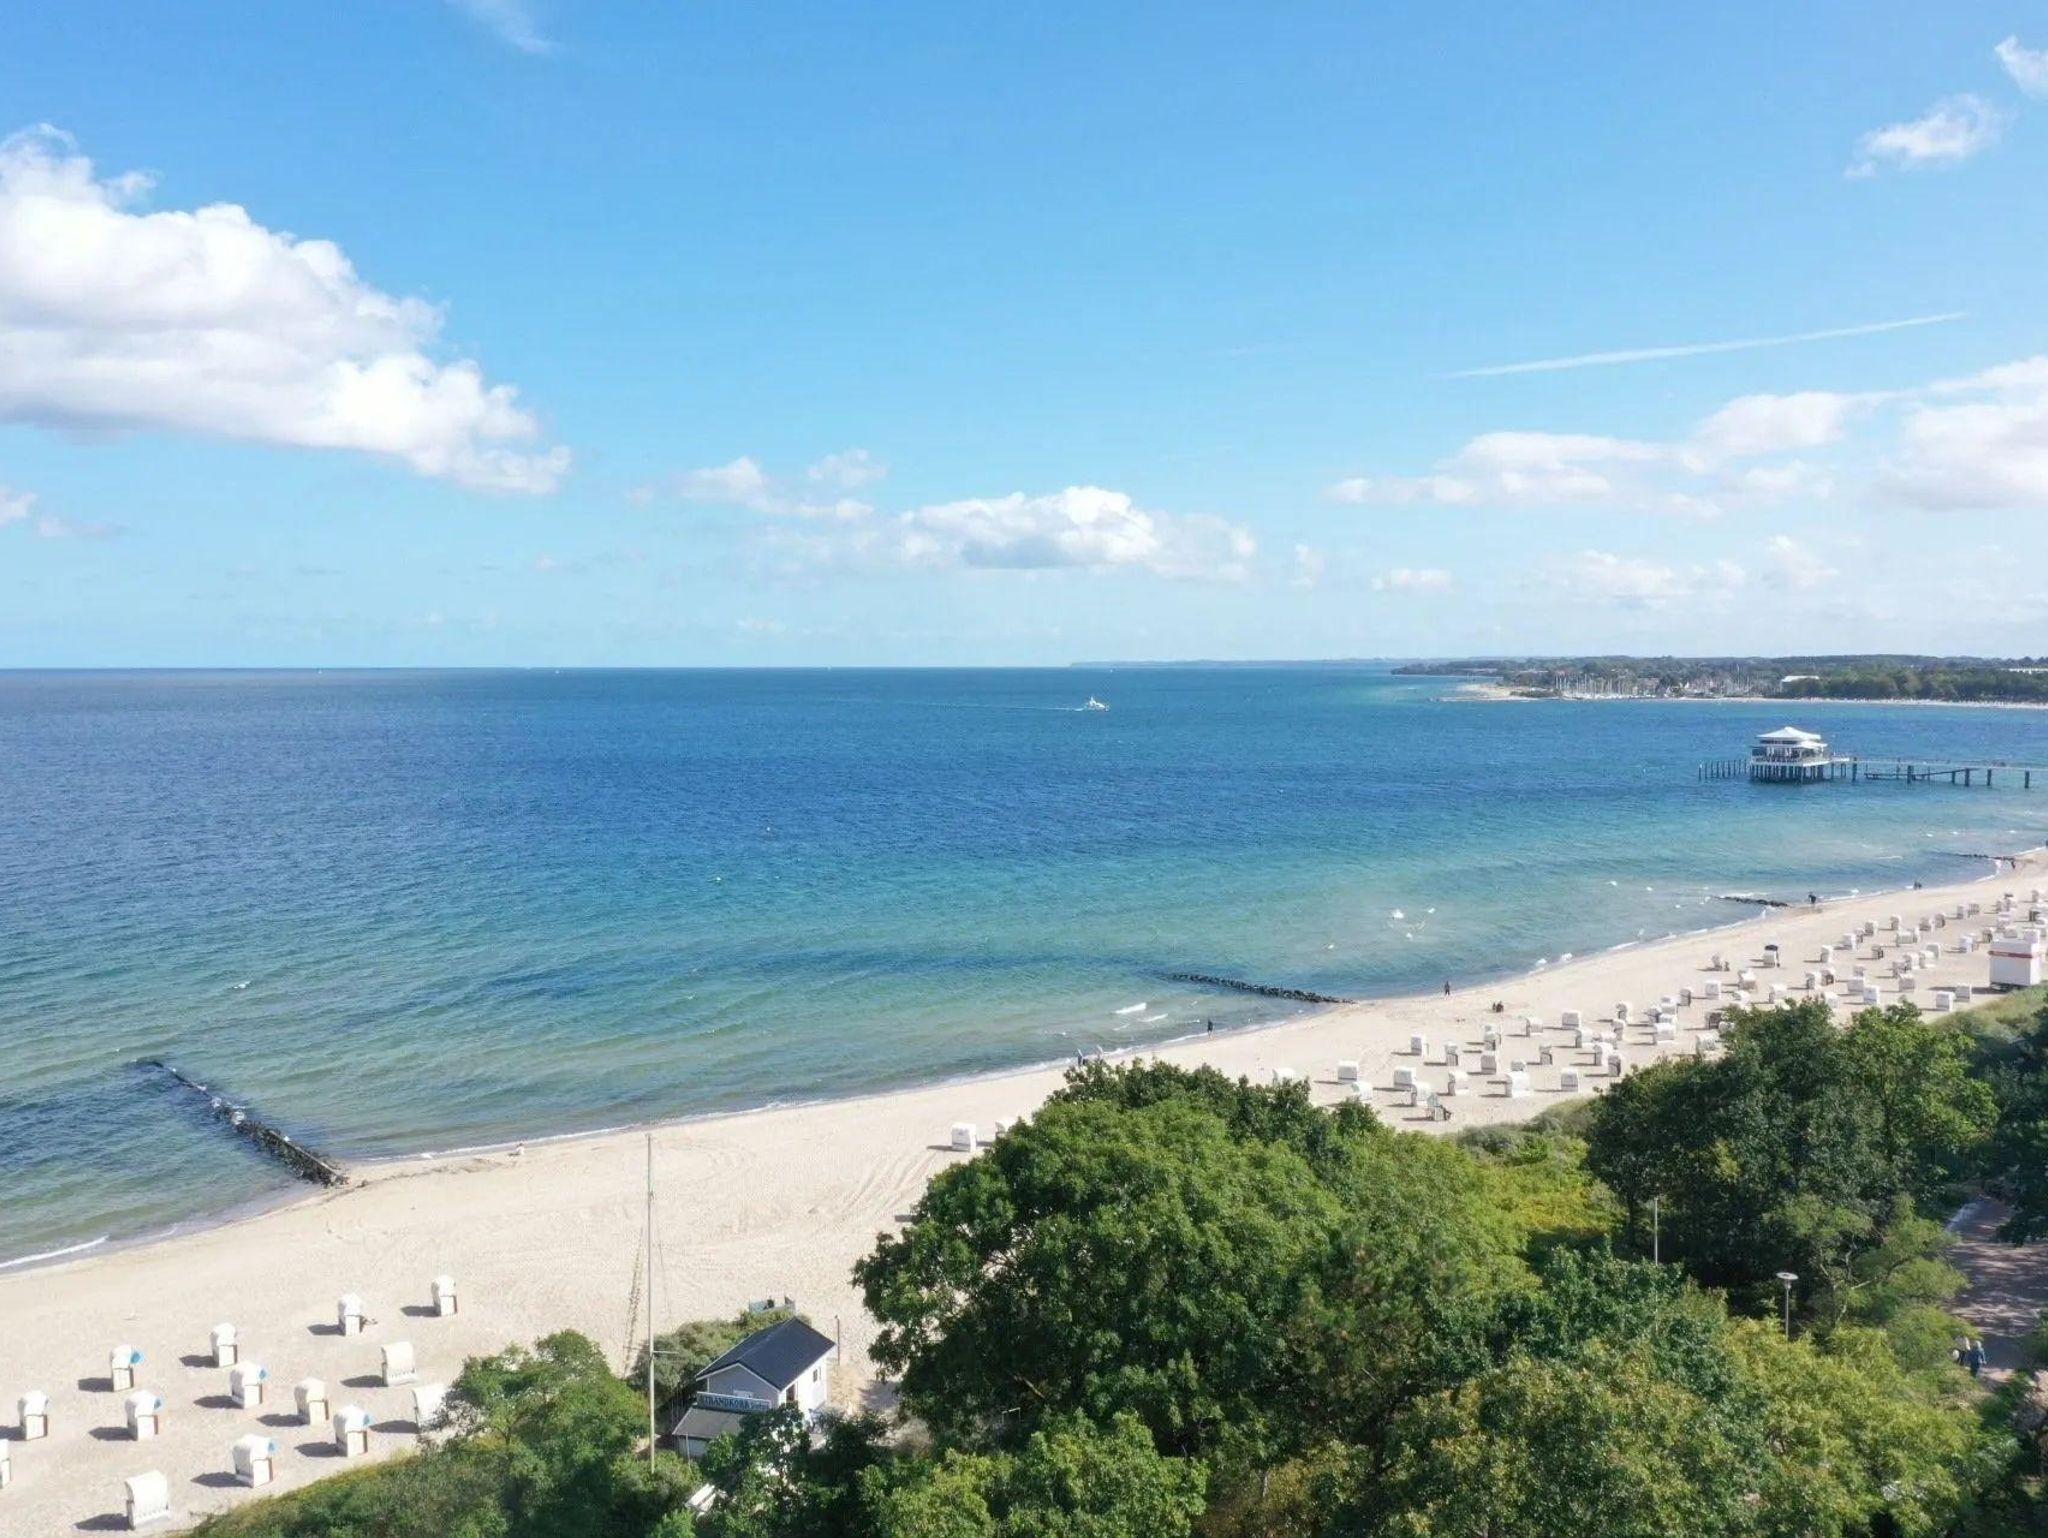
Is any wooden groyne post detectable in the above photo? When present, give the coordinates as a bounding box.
[1161,971,1354,1005]
[137,1060,350,1188]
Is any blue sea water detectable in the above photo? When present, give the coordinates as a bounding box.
[5,666,2048,1264]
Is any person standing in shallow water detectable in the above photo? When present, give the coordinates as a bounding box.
[1443,979,1451,996]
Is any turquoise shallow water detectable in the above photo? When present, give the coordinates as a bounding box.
[5,667,2048,1263]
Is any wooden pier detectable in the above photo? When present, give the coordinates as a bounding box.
[1697,755,2038,789]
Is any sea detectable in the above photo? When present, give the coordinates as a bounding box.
[6,667,2048,1265]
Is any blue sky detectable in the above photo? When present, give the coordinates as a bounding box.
[4,1,2048,664]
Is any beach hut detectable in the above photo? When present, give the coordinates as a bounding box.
[1506,1070,1530,1099]
[431,1275,459,1317]
[294,1378,328,1425]
[230,1363,268,1409]
[123,1471,171,1530]
[411,1383,447,1430]
[337,1293,366,1337]
[232,1434,277,1488]
[109,1344,144,1393]
[333,1406,372,1458]
[1990,934,2046,989]
[1407,1032,1427,1058]
[210,1323,238,1368]
[381,1341,418,1387]
[1336,1060,1360,1083]
[17,1391,48,1440]
[125,1389,163,1441]
[1560,1008,1582,1028]
[1559,1068,1581,1092]
[1392,1065,1415,1089]
[949,1122,975,1152]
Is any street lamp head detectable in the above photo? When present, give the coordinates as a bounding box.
[1775,1271,1799,1285]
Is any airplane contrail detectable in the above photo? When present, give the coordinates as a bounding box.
[1449,311,1967,378]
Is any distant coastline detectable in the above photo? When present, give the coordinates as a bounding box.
[1444,682,2048,712]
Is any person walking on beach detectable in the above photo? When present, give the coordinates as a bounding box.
[1443,979,1451,996]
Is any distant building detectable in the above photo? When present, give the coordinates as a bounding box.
[669,1315,837,1458]
[1750,725,1835,783]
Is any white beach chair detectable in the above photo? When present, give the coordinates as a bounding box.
[233,1434,277,1488]
[1335,1059,1360,1083]
[0,1440,10,1490]
[109,1344,144,1393]
[1392,1065,1415,1089]
[1559,1068,1581,1092]
[382,1341,418,1387]
[1444,1069,1469,1097]
[295,1378,329,1426]
[949,1122,975,1151]
[334,1406,372,1458]
[338,1293,366,1337]
[412,1382,448,1431]
[125,1389,163,1441]
[1408,1032,1428,1058]
[1506,1070,1530,1099]
[17,1391,48,1440]
[1478,1051,1499,1075]
[230,1363,268,1409]
[124,1471,171,1530]
[432,1275,459,1317]
[210,1323,238,1368]
[1605,1050,1626,1077]
[1560,1008,1582,1029]
[1933,989,1956,1011]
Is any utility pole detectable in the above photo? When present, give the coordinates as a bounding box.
[1651,1196,1660,1265]
[646,1133,656,1465]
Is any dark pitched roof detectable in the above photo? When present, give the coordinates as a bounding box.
[698,1316,835,1391]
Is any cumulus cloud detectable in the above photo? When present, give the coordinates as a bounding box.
[1685,391,1868,463]
[447,0,552,54]
[1997,36,2048,95]
[654,453,874,519]
[1761,534,1838,591]
[1290,544,1327,588]
[1371,566,1452,593]
[806,448,888,491]
[1883,356,2048,509]
[893,486,1256,579]
[0,482,30,526]
[0,126,567,492]
[32,512,120,540]
[1540,550,1746,610]
[1850,95,2006,176]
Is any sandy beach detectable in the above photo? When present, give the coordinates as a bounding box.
[3,852,2045,1534]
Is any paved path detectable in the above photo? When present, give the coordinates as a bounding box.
[1948,1197,2048,1383]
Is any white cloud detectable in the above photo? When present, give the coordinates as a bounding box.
[1371,566,1452,593]
[0,483,31,526]
[1685,391,1866,464]
[1850,95,2006,176]
[892,486,1256,579]
[658,454,873,519]
[1540,550,1746,610]
[1761,534,1838,591]
[1290,544,1327,588]
[806,448,887,490]
[32,512,119,540]
[447,0,552,54]
[1883,355,2048,509]
[0,126,567,493]
[1996,36,2048,95]
[1329,432,1665,511]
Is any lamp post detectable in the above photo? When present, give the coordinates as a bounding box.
[1775,1271,1798,1339]
[1650,1196,1660,1265]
